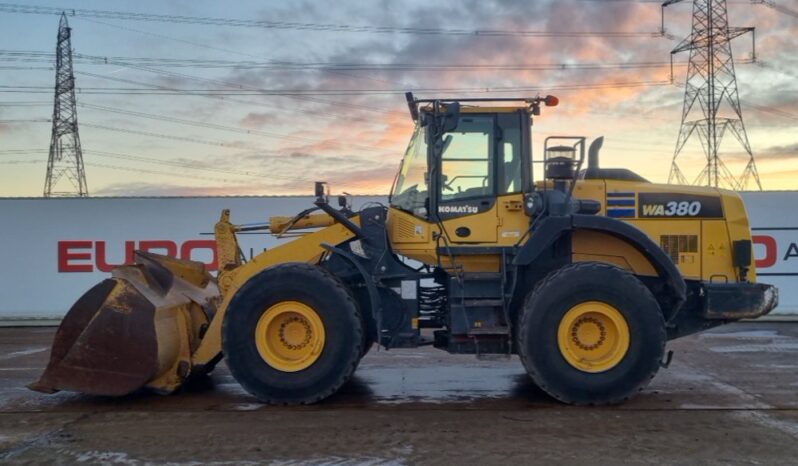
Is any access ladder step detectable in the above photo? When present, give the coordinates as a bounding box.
[461,272,503,281]
[463,299,504,307]
[468,326,511,336]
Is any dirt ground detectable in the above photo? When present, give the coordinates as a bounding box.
[1,322,798,465]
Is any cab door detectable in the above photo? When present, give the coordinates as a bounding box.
[437,114,499,243]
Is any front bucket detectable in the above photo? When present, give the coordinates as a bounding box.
[29,251,219,396]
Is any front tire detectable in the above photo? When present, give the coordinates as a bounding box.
[518,262,666,405]
[222,263,363,405]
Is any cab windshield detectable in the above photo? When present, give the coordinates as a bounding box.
[390,125,428,216]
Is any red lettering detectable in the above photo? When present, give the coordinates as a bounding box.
[58,239,217,273]
[58,241,94,273]
[139,240,178,257]
[752,235,777,269]
[180,240,218,271]
[95,240,136,272]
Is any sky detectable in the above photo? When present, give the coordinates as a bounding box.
[0,0,796,197]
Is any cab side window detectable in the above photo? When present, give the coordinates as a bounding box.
[499,114,523,194]
[441,116,494,201]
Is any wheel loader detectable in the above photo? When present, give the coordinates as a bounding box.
[30,93,778,405]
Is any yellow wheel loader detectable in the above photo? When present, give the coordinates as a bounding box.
[30,94,778,405]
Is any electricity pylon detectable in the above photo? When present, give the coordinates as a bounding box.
[44,12,88,197]
[664,0,761,190]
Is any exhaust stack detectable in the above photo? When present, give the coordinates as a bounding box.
[586,136,604,178]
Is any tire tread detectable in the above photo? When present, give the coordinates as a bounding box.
[518,262,666,405]
[222,262,363,405]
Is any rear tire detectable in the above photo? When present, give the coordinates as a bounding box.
[222,263,363,405]
[518,262,665,405]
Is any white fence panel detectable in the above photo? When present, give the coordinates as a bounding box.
[0,192,794,319]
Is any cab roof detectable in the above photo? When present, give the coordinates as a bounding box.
[405,92,559,121]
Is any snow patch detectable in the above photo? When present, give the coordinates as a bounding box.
[228,403,262,411]
[75,451,139,465]
[215,382,249,396]
[0,347,47,360]
[700,329,783,339]
[675,365,771,410]
[270,457,406,466]
[733,411,798,439]
[710,343,798,353]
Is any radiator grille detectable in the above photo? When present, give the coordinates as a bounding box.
[660,235,698,264]
[394,215,418,241]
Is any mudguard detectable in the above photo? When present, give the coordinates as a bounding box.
[513,214,687,315]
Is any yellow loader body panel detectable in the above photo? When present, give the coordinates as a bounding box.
[388,180,754,283]
[192,218,358,367]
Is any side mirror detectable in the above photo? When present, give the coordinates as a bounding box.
[314,181,325,198]
[315,182,329,205]
[442,102,460,132]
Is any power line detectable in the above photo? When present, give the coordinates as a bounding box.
[579,0,753,3]
[76,103,394,153]
[82,149,278,179]
[1,158,230,185]
[79,102,315,141]
[1,48,685,116]
[0,157,240,184]
[71,55,400,115]
[25,41,406,117]
[62,17,670,117]
[78,122,395,166]
[751,0,798,19]
[80,122,236,147]
[747,103,798,122]
[0,118,50,123]
[0,148,280,179]
[0,3,666,38]
[0,101,50,106]
[0,65,52,70]
[0,149,391,185]
[0,49,698,72]
[70,72,395,126]
[2,64,410,156]
[84,161,244,183]
[0,149,261,181]
[82,149,388,184]
[0,79,675,95]
[75,16,402,89]
[0,149,48,153]
[72,70,398,118]
[757,61,798,81]
[0,160,43,165]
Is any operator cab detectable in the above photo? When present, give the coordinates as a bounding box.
[390,94,650,223]
[391,94,543,221]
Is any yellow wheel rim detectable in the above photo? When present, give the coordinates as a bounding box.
[557,301,630,373]
[255,301,326,372]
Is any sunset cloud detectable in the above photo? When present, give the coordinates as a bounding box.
[0,0,795,196]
